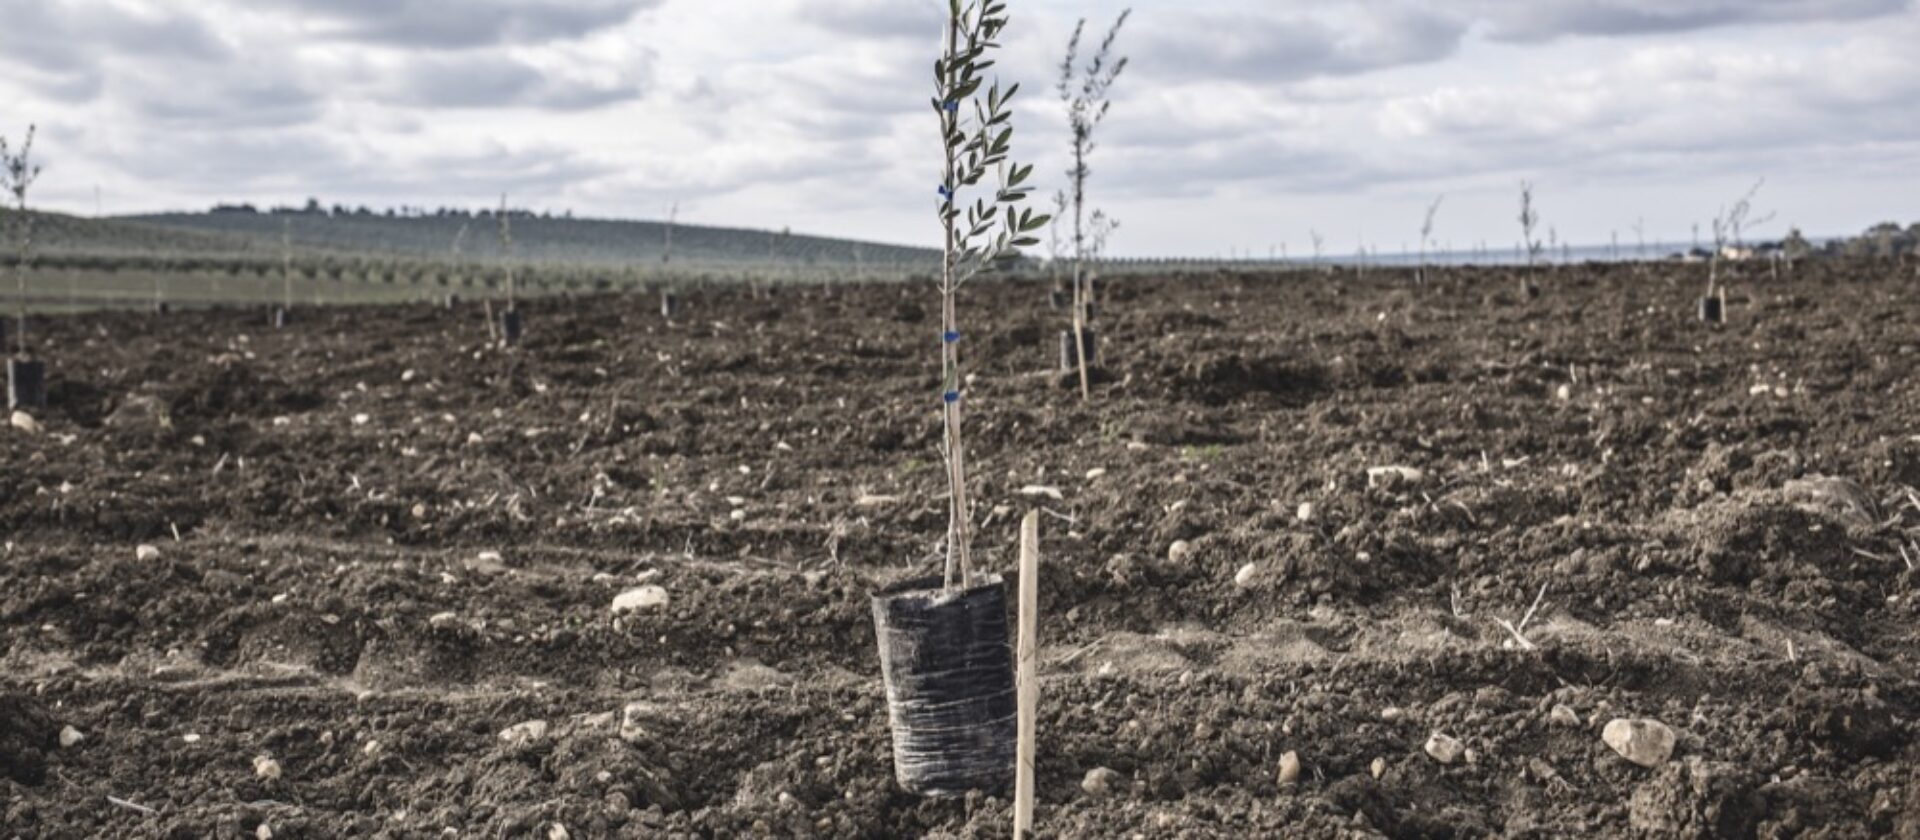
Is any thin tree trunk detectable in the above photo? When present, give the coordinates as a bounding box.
[1070,143,1090,402]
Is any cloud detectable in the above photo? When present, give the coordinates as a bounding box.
[1133,4,1466,84]
[0,0,228,99]
[370,52,647,111]
[1470,0,1913,42]
[251,0,658,48]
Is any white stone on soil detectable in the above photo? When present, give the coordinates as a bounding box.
[499,720,549,747]
[58,725,84,748]
[136,544,161,561]
[1276,751,1301,786]
[1233,563,1259,587]
[1081,766,1123,796]
[1424,733,1465,764]
[1167,540,1193,564]
[253,754,283,781]
[1602,718,1676,768]
[1549,704,1581,728]
[612,586,670,614]
[10,411,40,434]
[1367,466,1425,490]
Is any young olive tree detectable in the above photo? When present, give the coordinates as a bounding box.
[933,0,1050,591]
[1058,8,1129,401]
[2,125,41,356]
[1707,179,1772,302]
[1518,181,1542,296]
[1417,195,1443,285]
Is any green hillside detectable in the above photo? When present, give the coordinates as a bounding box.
[122,209,939,270]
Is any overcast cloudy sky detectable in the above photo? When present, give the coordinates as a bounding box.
[3,0,1916,256]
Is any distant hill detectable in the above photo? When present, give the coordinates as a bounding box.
[1,209,266,257]
[119,209,939,271]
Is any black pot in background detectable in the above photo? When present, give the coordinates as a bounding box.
[870,575,1016,797]
[7,358,47,410]
[1698,295,1724,324]
[661,292,680,319]
[501,309,524,345]
[152,301,170,315]
[272,308,290,329]
[1059,328,1098,373]
[1048,289,1068,311]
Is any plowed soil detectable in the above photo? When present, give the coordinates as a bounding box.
[4,262,1920,838]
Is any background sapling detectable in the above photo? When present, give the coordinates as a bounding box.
[1518,181,1542,297]
[1057,8,1129,401]
[1418,195,1443,285]
[3,126,42,357]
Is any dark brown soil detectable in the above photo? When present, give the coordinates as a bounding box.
[5,261,1920,838]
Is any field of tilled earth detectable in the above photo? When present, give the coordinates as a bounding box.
[4,261,1920,838]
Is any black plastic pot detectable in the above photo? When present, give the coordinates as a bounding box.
[1059,328,1098,372]
[8,358,47,410]
[272,308,290,329]
[445,294,461,309]
[501,309,524,345]
[152,301,170,315]
[661,293,680,319]
[1079,301,1099,322]
[871,575,1016,797]
[1698,295,1724,324]
[1049,289,1068,310]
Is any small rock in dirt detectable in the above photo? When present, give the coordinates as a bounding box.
[1086,467,1108,480]
[352,413,371,426]
[1370,757,1387,779]
[136,544,162,561]
[256,825,273,840]
[620,701,669,743]
[253,754,283,781]
[1296,502,1314,522]
[498,720,549,747]
[1234,562,1259,587]
[546,824,571,840]
[428,612,459,629]
[1167,540,1194,564]
[1424,733,1465,764]
[10,410,40,434]
[58,725,84,748]
[182,733,202,744]
[611,585,670,614]
[1277,750,1302,787]
[1602,718,1677,768]
[1781,476,1877,530]
[1082,766,1123,797]
[1367,466,1425,490]
[1380,706,1405,723]
[1549,704,1581,728]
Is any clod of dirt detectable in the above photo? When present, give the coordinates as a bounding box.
[1277,751,1302,787]
[1603,718,1677,768]
[1424,733,1465,764]
[1082,766,1124,797]
[9,410,39,435]
[612,585,670,614]
[499,720,549,747]
[620,701,670,744]
[1627,757,1761,838]
[0,689,57,785]
[1780,476,1877,531]
[135,543,161,561]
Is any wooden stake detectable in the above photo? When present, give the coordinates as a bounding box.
[1014,511,1040,838]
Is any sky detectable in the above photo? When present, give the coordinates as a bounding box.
[1,0,1916,257]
